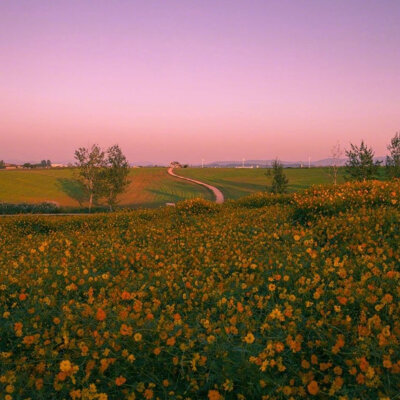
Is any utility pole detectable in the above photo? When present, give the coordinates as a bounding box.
[242,158,245,168]
[201,158,205,168]
[308,157,311,168]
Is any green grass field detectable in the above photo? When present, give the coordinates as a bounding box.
[0,168,212,208]
[178,167,345,200]
[0,166,385,208]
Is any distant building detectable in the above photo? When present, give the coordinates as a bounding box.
[4,163,18,170]
[51,163,67,168]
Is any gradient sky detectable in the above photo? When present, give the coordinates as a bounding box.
[1,0,399,164]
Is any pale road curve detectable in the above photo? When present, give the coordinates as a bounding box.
[167,167,224,204]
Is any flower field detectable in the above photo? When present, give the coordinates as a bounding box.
[0,180,399,399]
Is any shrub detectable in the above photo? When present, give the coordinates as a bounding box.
[230,192,292,208]
[175,198,218,215]
[0,201,60,215]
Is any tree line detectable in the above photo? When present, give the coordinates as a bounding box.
[268,132,400,193]
[0,160,52,169]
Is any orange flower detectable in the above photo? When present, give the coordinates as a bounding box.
[120,324,133,336]
[121,291,131,300]
[115,376,126,386]
[307,380,319,395]
[96,308,106,321]
[166,336,176,346]
[22,335,35,345]
[208,390,221,400]
[19,293,28,301]
[153,347,161,355]
[14,322,23,332]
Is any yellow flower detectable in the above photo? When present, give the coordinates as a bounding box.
[243,332,255,344]
[134,333,142,342]
[60,360,72,372]
[5,385,14,393]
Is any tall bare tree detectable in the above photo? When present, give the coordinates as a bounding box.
[386,132,400,179]
[329,142,343,185]
[74,144,105,212]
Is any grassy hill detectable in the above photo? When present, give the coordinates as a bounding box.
[177,167,346,199]
[0,168,212,208]
[0,180,399,398]
[0,167,388,211]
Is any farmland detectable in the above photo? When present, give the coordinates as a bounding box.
[0,180,399,399]
[0,167,352,210]
[0,168,212,209]
[178,167,345,200]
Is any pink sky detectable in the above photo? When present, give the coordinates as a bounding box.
[1,0,399,164]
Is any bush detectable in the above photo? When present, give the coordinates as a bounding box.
[292,180,399,223]
[230,192,292,208]
[0,202,60,215]
[175,198,218,215]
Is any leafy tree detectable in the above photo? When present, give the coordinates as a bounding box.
[345,141,381,181]
[74,144,105,212]
[0,160,5,169]
[99,145,130,211]
[268,159,289,193]
[46,160,51,167]
[386,132,400,179]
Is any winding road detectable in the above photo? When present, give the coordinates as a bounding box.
[167,167,224,204]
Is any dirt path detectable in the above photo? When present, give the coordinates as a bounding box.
[167,167,224,204]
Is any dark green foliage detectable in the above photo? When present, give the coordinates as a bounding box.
[99,145,131,211]
[0,202,60,215]
[268,159,289,193]
[345,141,381,181]
[74,144,106,212]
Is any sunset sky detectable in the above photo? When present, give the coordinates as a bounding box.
[1,0,399,164]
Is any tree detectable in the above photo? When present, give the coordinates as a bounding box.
[0,160,5,169]
[74,144,105,212]
[100,145,130,211]
[329,142,343,185]
[40,160,47,168]
[46,160,52,167]
[268,159,289,193]
[345,140,381,181]
[386,132,400,179]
